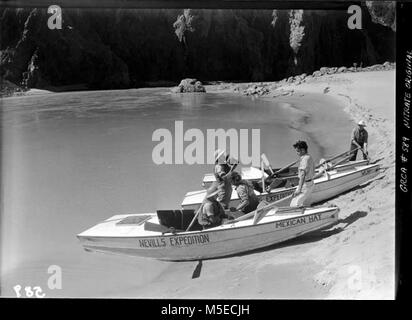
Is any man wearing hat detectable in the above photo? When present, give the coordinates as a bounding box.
[213,152,238,210]
[349,120,369,161]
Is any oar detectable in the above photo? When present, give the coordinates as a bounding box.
[261,153,275,175]
[282,153,362,182]
[358,146,370,162]
[186,203,204,231]
[327,153,356,170]
[263,158,299,192]
[223,194,293,225]
[261,159,266,191]
[351,142,370,162]
[192,260,203,279]
[270,159,299,178]
[315,147,361,169]
[252,194,295,224]
[271,205,309,214]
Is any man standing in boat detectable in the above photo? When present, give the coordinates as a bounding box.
[349,120,369,161]
[230,171,260,214]
[290,140,315,207]
[213,153,238,210]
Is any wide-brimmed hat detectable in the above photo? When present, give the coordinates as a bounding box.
[214,149,226,163]
[358,120,367,126]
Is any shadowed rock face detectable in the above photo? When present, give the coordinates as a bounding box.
[366,1,396,31]
[0,6,395,90]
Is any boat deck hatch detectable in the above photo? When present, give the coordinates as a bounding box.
[116,215,152,226]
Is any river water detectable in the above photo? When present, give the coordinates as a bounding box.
[0,88,351,297]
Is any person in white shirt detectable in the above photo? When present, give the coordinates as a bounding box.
[290,140,315,207]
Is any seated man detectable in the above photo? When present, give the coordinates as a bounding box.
[230,171,260,214]
[197,187,227,229]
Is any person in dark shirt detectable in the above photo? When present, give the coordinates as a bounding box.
[197,187,226,228]
[230,171,260,214]
[349,120,369,161]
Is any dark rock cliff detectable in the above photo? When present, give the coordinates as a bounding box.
[0,5,395,90]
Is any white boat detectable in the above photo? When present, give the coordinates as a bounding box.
[183,162,380,211]
[77,205,339,261]
[202,159,369,188]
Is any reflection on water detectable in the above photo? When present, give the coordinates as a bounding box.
[1,88,330,297]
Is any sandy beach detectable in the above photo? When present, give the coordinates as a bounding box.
[126,69,395,300]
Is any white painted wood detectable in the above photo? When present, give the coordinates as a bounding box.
[184,163,379,210]
[201,159,368,188]
[77,206,339,261]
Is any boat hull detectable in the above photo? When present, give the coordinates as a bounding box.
[183,163,380,211]
[202,159,368,188]
[77,207,339,261]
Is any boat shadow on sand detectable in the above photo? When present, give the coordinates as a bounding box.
[191,210,368,278]
[224,210,368,260]
[191,171,387,277]
[191,160,388,277]
[222,175,383,260]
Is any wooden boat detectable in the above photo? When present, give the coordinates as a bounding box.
[183,162,380,211]
[77,205,339,261]
[202,159,369,188]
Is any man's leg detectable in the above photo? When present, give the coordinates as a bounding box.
[300,182,314,206]
[291,182,314,207]
[349,143,358,161]
[290,192,305,207]
[198,203,212,227]
[361,143,368,160]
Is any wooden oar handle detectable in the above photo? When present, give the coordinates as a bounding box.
[270,160,298,177]
[223,194,294,224]
[186,201,205,231]
[328,153,355,170]
[315,147,361,169]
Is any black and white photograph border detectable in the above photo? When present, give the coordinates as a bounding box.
[0,0,407,303]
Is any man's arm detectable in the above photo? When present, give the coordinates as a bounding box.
[364,131,368,152]
[351,128,361,147]
[235,185,250,212]
[204,206,220,224]
[221,163,238,179]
